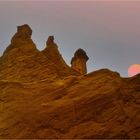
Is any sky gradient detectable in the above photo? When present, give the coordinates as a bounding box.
[0,1,140,77]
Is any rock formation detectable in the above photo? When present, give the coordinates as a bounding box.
[42,36,79,76]
[71,48,89,74]
[11,24,32,45]
[0,24,60,82]
[3,24,35,54]
[0,24,140,139]
[46,35,54,46]
[0,25,78,82]
[42,35,67,67]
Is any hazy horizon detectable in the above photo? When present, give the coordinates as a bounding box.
[0,1,140,77]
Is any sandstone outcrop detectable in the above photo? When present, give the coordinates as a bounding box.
[71,48,89,74]
[0,25,140,139]
[0,24,60,82]
[42,36,79,76]
[0,25,77,82]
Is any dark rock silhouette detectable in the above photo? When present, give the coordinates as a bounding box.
[0,24,140,139]
[71,48,89,74]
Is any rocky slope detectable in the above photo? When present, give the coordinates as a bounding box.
[0,25,140,139]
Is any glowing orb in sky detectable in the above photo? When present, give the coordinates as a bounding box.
[128,64,140,77]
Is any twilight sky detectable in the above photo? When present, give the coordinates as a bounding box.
[0,1,140,77]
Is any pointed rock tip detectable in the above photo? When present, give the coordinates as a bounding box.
[47,36,55,46]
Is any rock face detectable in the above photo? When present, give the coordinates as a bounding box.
[71,48,89,75]
[0,25,140,139]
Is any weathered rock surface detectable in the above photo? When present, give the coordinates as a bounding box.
[0,25,59,82]
[0,25,77,82]
[0,25,140,139]
[71,48,89,75]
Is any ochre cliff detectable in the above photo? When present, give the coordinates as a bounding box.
[0,25,140,139]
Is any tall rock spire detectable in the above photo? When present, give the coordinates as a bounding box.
[42,36,79,76]
[71,48,89,75]
[46,36,54,46]
[42,36,66,65]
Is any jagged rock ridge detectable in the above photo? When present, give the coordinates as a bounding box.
[0,24,78,82]
[0,24,140,139]
[42,36,79,76]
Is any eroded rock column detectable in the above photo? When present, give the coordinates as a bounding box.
[71,48,89,75]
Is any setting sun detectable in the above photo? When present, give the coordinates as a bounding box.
[128,64,140,77]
